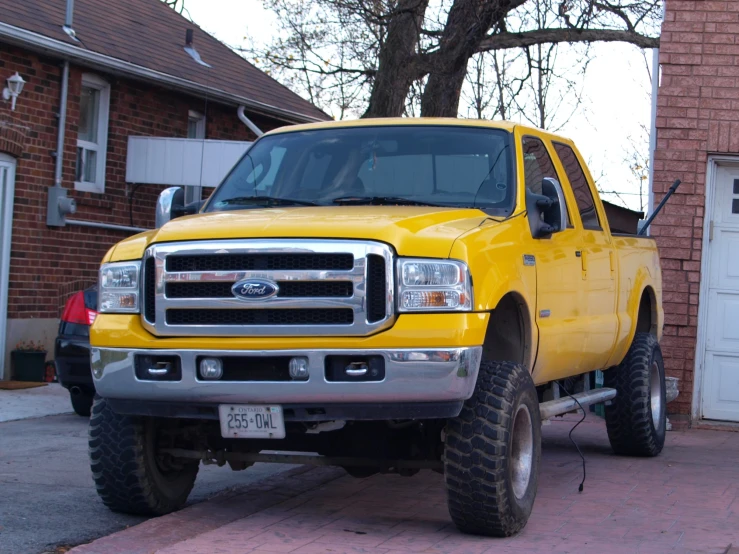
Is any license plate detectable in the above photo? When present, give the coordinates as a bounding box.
[218,404,286,439]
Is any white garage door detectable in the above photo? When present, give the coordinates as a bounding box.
[702,164,739,421]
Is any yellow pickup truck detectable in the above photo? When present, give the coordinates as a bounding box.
[89,118,665,537]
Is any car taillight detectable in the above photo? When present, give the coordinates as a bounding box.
[62,291,98,326]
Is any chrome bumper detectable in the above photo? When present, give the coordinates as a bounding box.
[91,347,483,405]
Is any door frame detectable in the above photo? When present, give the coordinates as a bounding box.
[0,153,16,380]
[693,155,739,422]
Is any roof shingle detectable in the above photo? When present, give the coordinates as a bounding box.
[0,0,330,122]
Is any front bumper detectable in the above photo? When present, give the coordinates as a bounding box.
[92,346,482,408]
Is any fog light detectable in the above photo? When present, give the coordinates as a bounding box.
[289,357,309,380]
[199,357,223,380]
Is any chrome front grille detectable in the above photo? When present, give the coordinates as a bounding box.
[141,240,394,337]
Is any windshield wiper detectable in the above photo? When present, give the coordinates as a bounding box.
[332,196,447,207]
[216,196,319,207]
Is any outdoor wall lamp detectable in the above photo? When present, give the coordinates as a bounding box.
[2,72,26,111]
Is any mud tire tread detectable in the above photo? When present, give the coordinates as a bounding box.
[444,360,541,537]
[604,332,666,457]
[88,396,198,515]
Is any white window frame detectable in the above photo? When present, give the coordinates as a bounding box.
[75,73,110,194]
[185,110,207,204]
[188,110,206,139]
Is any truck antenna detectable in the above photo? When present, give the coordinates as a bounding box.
[638,179,682,236]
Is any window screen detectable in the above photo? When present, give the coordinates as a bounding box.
[553,143,601,230]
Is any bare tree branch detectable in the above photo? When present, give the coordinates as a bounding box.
[477,28,658,53]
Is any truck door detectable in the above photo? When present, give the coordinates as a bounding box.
[521,136,587,383]
[552,142,618,371]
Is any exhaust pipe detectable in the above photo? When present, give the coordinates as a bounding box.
[70,386,82,396]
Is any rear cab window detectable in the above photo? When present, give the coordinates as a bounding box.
[553,142,602,231]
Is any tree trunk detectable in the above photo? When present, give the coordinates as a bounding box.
[421,0,511,117]
[362,0,429,118]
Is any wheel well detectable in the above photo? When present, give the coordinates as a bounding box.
[636,287,657,336]
[482,293,533,370]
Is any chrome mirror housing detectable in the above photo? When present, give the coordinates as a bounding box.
[155,187,184,228]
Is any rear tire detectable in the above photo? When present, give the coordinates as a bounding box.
[70,390,93,417]
[604,332,666,457]
[444,360,541,537]
[88,396,199,515]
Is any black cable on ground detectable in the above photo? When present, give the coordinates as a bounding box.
[557,380,587,492]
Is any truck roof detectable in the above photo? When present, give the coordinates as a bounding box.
[265,117,558,138]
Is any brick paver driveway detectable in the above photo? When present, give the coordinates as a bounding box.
[71,416,739,554]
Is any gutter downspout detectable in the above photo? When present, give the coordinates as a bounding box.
[238,106,264,137]
[647,46,659,231]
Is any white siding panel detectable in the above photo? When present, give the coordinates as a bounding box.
[126,137,251,188]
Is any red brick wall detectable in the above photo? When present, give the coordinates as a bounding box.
[0,43,285,319]
[651,0,739,418]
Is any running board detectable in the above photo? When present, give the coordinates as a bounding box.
[539,387,617,420]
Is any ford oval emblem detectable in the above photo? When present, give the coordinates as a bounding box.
[231,279,279,301]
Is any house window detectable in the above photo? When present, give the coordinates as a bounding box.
[188,110,205,139]
[186,110,206,204]
[75,74,110,193]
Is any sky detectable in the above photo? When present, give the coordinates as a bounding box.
[184,0,655,213]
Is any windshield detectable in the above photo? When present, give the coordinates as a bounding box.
[205,125,516,215]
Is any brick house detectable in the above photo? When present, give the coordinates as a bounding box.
[0,0,328,379]
[652,0,739,425]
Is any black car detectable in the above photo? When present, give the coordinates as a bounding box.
[55,286,97,416]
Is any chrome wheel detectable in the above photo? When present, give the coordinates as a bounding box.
[511,403,534,499]
[650,361,663,431]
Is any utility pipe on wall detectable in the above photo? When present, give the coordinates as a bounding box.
[66,219,146,233]
[54,61,69,188]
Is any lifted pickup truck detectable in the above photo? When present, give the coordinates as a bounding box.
[89,119,664,537]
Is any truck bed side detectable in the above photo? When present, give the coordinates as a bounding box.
[606,234,664,368]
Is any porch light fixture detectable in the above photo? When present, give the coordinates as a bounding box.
[2,72,26,111]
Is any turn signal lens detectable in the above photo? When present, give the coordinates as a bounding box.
[401,290,461,309]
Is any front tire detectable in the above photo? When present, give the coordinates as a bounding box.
[444,360,541,537]
[604,332,666,457]
[88,396,199,515]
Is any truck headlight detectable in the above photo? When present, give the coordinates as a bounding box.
[397,259,472,312]
[99,261,141,313]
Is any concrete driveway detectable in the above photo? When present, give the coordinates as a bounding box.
[0,412,292,553]
[67,415,739,554]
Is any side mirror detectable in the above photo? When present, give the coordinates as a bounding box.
[526,177,568,239]
[155,187,184,228]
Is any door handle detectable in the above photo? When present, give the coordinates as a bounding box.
[609,250,616,278]
[577,250,587,278]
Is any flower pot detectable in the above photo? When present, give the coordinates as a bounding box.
[11,350,48,382]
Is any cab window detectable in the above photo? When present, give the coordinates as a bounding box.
[553,142,601,230]
[522,136,558,195]
[522,136,571,227]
